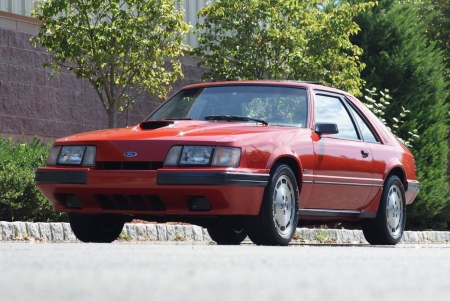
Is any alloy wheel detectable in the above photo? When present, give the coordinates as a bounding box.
[272,175,296,236]
[386,184,404,239]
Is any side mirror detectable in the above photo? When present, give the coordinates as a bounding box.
[314,122,339,135]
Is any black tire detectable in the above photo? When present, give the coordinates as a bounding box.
[362,175,406,245]
[69,213,125,243]
[246,164,299,246]
[207,227,247,245]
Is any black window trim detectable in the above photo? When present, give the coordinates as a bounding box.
[313,90,382,144]
[343,97,381,144]
[313,90,362,142]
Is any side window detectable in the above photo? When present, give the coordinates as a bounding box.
[347,103,379,143]
[314,94,359,140]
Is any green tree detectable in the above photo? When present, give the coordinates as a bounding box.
[419,0,450,78]
[193,0,375,96]
[32,0,190,128]
[362,87,419,148]
[417,0,450,228]
[350,0,449,228]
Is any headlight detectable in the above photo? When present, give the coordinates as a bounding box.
[58,146,86,165]
[82,146,97,166]
[46,146,62,166]
[212,147,241,167]
[179,146,213,165]
[164,146,240,167]
[164,146,182,165]
[53,146,96,166]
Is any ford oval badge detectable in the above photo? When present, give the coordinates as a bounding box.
[124,151,137,158]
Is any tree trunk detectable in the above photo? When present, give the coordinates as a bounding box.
[108,103,117,128]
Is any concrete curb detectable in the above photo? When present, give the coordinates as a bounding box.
[1,221,450,244]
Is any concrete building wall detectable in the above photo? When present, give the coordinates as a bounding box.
[0,11,205,143]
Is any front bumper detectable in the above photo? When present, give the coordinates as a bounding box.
[35,168,269,216]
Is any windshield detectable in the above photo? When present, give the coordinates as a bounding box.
[148,85,308,127]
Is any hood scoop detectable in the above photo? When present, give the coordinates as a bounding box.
[139,121,174,130]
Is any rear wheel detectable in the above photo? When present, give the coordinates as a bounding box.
[69,213,125,243]
[207,226,247,245]
[246,164,299,246]
[362,175,406,245]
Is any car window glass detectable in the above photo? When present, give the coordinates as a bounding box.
[150,88,204,120]
[149,86,308,127]
[243,93,307,126]
[314,94,358,140]
[347,103,379,143]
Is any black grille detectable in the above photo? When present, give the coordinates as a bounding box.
[129,195,148,210]
[113,194,133,210]
[96,194,115,210]
[146,195,166,211]
[99,161,163,170]
[95,194,164,211]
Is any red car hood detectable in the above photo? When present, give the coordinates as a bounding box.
[57,120,301,143]
[55,121,310,162]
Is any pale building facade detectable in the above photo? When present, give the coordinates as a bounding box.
[0,0,209,142]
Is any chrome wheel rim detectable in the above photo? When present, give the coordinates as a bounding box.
[386,184,404,238]
[272,175,296,236]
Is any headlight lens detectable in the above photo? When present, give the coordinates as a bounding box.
[46,146,62,166]
[179,146,213,165]
[54,146,97,166]
[164,146,182,166]
[58,146,86,165]
[164,146,240,167]
[82,146,97,166]
[212,147,241,167]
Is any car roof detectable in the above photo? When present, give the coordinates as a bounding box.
[180,80,350,95]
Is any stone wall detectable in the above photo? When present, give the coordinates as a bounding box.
[2,221,450,244]
[0,11,205,143]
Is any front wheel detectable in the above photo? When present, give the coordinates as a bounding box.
[362,175,406,245]
[207,226,247,245]
[246,164,299,246]
[69,213,125,243]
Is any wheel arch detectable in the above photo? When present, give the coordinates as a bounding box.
[366,165,406,214]
[247,154,301,245]
[385,165,406,189]
[362,161,407,216]
[268,155,302,192]
[362,166,407,245]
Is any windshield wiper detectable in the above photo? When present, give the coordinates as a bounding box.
[204,115,268,125]
[163,118,193,120]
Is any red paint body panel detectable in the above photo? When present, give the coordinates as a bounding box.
[309,136,374,210]
[36,81,420,222]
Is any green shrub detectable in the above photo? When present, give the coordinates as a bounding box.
[0,136,66,222]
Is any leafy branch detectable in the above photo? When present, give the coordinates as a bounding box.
[364,87,419,147]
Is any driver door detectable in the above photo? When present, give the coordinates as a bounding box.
[306,92,374,210]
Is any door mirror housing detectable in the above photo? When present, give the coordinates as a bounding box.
[314,122,339,135]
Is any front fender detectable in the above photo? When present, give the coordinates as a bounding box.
[265,146,302,171]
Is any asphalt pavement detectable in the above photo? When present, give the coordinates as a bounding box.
[1,242,449,301]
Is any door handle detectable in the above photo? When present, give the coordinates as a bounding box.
[361,149,370,157]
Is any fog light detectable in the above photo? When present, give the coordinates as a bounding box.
[65,195,83,209]
[189,196,211,211]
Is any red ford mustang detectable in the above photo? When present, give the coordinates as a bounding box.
[35,81,420,245]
